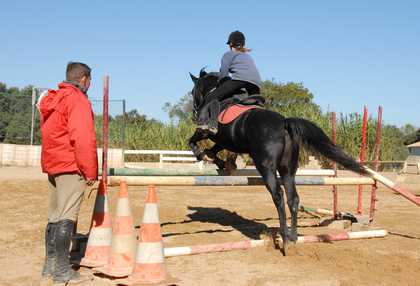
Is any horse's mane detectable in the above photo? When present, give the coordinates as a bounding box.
[199,67,219,79]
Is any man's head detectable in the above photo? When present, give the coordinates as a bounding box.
[66,62,92,91]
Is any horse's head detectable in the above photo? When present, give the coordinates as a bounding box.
[190,68,219,123]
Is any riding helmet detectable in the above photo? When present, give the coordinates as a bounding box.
[227,30,245,47]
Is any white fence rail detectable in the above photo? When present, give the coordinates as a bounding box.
[124,150,204,169]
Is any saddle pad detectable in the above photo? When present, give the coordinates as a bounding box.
[218,104,264,124]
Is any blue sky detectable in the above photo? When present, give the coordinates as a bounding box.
[1,0,419,128]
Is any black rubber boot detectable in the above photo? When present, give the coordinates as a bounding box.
[196,101,212,134]
[208,99,220,135]
[42,222,57,279]
[53,219,92,285]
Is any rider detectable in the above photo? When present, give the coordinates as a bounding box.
[196,30,262,135]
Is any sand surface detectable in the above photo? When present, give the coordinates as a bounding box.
[0,165,419,285]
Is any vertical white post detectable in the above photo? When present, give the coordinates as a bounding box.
[30,87,36,145]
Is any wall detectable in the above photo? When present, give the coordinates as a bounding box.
[0,144,123,168]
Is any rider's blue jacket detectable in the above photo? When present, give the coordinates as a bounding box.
[219,50,262,88]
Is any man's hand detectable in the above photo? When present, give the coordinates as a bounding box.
[86,179,97,186]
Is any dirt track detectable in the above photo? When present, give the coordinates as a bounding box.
[0,165,419,285]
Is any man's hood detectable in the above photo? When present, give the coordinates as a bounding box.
[39,82,83,117]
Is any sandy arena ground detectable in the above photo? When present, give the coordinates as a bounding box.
[0,165,419,285]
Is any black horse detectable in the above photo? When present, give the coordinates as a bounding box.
[188,68,369,255]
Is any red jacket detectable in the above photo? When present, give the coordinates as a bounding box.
[40,82,98,180]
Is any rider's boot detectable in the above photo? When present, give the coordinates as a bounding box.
[196,102,211,133]
[208,99,220,135]
[53,219,93,285]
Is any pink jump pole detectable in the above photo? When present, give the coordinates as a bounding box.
[163,230,387,257]
[357,106,368,215]
[295,229,387,244]
[369,106,382,224]
[164,240,268,257]
[332,112,338,219]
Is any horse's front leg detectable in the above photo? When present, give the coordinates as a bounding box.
[208,144,231,170]
[188,131,207,160]
[188,131,221,163]
[188,132,236,170]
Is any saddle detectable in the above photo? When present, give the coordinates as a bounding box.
[218,93,266,124]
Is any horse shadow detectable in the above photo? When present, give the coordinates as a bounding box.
[182,206,277,240]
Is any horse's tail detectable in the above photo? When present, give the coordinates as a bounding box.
[285,117,369,176]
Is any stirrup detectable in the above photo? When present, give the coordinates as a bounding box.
[209,126,218,136]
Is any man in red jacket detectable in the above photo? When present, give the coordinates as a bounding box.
[39,62,98,285]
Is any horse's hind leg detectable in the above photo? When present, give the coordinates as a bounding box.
[254,159,292,254]
[284,175,299,241]
[280,173,299,254]
[278,133,300,254]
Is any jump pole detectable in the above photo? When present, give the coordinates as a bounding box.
[369,106,382,223]
[298,205,355,218]
[295,229,387,243]
[164,239,268,257]
[357,105,368,215]
[102,75,109,181]
[363,166,420,207]
[332,112,338,219]
[75,76,108,234]
[102,168,335,177]
[109,176,375,186]
[163,230,387,257]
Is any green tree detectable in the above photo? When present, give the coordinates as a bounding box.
[0,84,40,144]
[401,124,416,136]
[0,82,6,93]
[403,126,420,145]
[261,80,315,112]
[382,125,409,160]
[163,93,193,122]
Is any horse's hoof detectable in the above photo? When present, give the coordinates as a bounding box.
[283,241,298,256]
[224,158,237,170]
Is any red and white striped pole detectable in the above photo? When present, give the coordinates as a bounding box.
[364,167,420,207]
[163,230,387,257]
[295,229,387,243]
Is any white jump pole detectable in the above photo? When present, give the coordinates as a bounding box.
[109,176,375,186]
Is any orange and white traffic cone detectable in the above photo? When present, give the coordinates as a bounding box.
[79,179,113,268]
[94,180,137,277]
[117,185,180,285]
